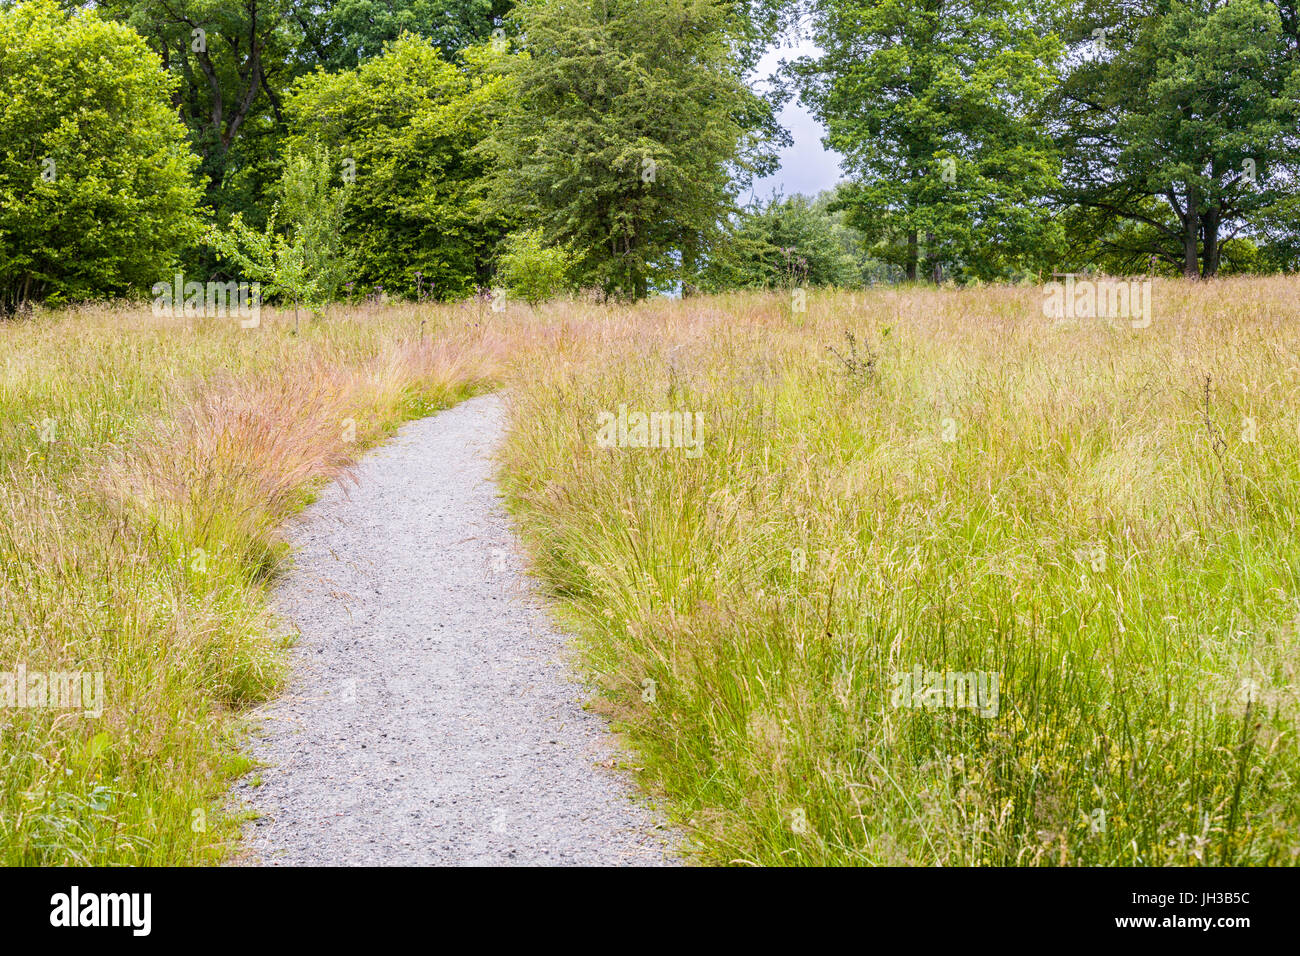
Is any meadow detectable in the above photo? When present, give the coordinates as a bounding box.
[3,277,1300,865]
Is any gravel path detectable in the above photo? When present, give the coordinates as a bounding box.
[233,393,678,866]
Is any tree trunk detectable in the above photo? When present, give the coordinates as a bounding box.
[1182,184,1200,278]
[906,229,918,282]
[926,233,942,284]
[1201,207,1221,277]
[681,239,698,298]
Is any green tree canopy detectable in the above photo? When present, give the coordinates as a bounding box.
[1051,0,1300,276]
[292,0,512,70]
[94,0,295,210]
[484,0,778,300]
[286,35,512,299]
[496,227,575,305]
[0,0,204,311]
[794,0,1065,282]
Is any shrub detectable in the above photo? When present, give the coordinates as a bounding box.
[497,228,574,306]
[207,142,353,317]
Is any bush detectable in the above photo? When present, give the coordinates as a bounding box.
[700,194,864,292]
[0,0,203,312]
[497,228,574,306]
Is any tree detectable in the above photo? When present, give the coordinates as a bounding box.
[793,0,1065,282]
[95,0,295,206]
[484,0,778,300]
[93,1,514,247]
[0,0,204,311]
[286,35,512,299]
[700,194,863,291]
[1051,0,1300,277]
[208,141,352,319]
[290,0,513,70]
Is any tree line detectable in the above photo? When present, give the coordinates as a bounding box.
[1,0,1297,312]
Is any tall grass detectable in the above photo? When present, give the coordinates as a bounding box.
[497,278,1300,865]
[6,279,1300,866]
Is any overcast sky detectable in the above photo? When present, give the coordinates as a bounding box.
[746,40,846,203]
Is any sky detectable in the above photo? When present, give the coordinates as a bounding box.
[746,40,846,204]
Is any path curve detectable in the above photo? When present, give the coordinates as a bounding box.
[234,394,677,865]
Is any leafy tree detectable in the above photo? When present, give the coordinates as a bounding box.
[793,0,1065,282]
[811,189,903,285]
[286,35,512,299]
[0,0,204,311]
[291,0,513,69]
[701,194,862,290]
[94,0,295,207]
[93,1,513,249]
[1051,0,1300,277]
[484,0,778,300]
[276,141,353,307]
[1253,190,1300,271]
[497,228,575,305]
[208,141,352,318]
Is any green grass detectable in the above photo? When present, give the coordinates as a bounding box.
[6,280,1300,866]
[497,279,1300,865]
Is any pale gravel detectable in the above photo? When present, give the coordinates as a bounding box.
[232,393,679,866]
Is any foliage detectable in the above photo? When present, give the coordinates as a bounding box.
[94,0,295,208]
[0,0,204,311]
[207,142,352,313]
[484,0,778,300]
[794,0,1065,282]
[293,0,512,69]
[4,0,1296,305]
[1051,0,1300,276]
[286,35,512,300]
[497,228,575,305]
[701,194,863,291]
